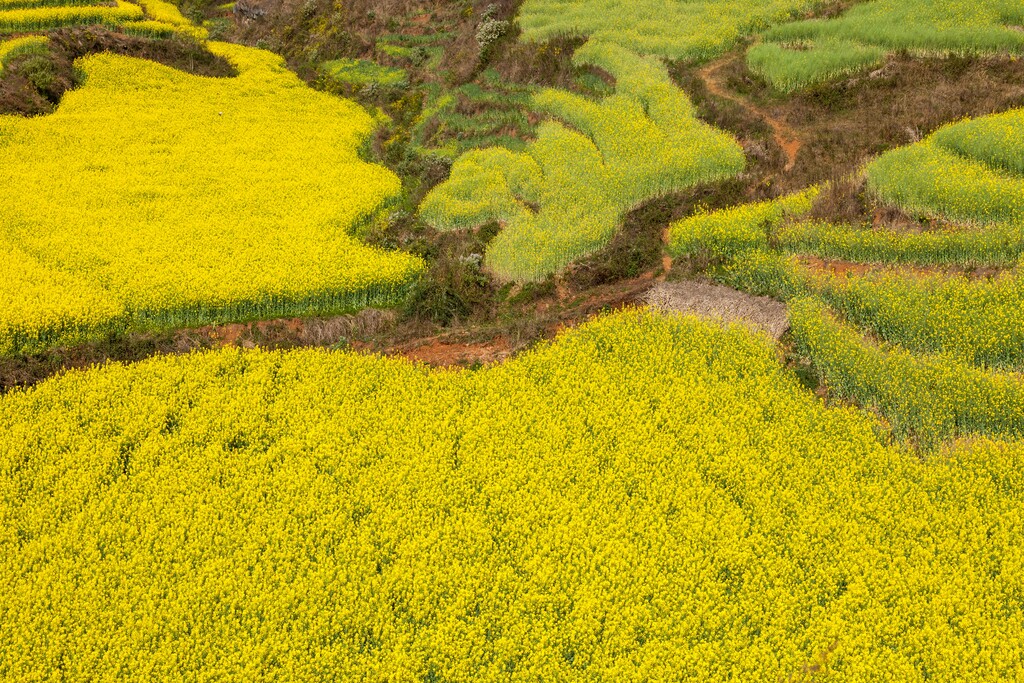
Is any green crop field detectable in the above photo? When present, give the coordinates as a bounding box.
[421,41,744,281]
[751,0,1024,91]
[2,0,1024,679]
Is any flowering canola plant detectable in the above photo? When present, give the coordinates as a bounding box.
[2,309,1024,680]
[0,0,142,32]
[0,35,46,71]
[0,43,423,356]
[0,0,204,35]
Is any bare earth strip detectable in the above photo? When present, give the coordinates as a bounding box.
[644,280,790,340]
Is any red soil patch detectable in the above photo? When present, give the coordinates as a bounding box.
[800,256,874,277]
[376,337,512,367]
[699,55,803,171]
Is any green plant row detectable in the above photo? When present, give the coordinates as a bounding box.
[718,249,1024,372]
[408,74,537,159]
[788,296,1024,447]
[776,219,1024,268]
[667,188,818,260]
[0,0,102,12]
[765,1,1024,55]
[751,0,1024,91]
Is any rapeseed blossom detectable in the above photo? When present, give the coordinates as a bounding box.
[0,43,422,355]
[2,310,1023,680]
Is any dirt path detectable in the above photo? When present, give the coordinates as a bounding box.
[698,55,803,171]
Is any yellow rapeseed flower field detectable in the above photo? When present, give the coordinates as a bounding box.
[1,310,1023,680]
[0,43,423,355]
[0,0,142,32]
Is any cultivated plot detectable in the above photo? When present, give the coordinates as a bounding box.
[2,310,1023,680]
[0,43,423,355]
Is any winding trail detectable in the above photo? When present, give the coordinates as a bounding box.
[698,54,803,171]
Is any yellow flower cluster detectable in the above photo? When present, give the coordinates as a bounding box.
[118,0,208,39]
[0,43,423,356]
[2,309,1023,680]
[0,0,141,31]
[517,0,819,61]
[133,0,190,25]
[420,40,744,281]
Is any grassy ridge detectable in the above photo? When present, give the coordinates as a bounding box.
[932,108,1024,176]
[777,220,1024,267]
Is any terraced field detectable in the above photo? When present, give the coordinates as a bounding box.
[673,106,1024,447]
[2,0,1024,680]
[0,42,422,356]
[0,0,204,37]
[421,41,744,281]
